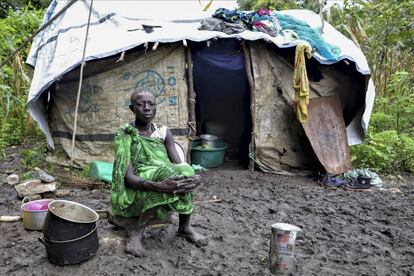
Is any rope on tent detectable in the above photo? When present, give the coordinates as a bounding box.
[0,0,77,70]
[70,0,94,166]
[115,51,125,63]
[318,0,326,34]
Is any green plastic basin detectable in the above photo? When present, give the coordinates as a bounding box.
[191,141,228,168]
[89,161,113,183]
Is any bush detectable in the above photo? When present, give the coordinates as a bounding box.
[351,130,414,174]
[20,142,46,169]
[0,7,44,155]
[351,70,414,173]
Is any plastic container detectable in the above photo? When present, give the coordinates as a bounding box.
[88,161,113,183]
[269,223,301,275]
[191,140,228,168]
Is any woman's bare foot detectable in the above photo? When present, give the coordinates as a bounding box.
[125,229,146,257]
[178,225,208,247]
[107,212,138,230]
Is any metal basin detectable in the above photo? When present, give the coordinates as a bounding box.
[21,198,54,231]
[200,134,218,148]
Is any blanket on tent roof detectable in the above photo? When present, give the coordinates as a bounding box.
[110,124,194,219]
[211,8,341,61]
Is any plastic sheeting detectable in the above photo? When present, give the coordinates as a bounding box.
[27,1,373,149]
[250,42,365,171]
[48,44,189,167]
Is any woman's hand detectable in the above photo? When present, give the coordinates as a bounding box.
[174,174,202,194]
[145,175,202,194]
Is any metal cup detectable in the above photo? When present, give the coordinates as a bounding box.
[269,223,301,275]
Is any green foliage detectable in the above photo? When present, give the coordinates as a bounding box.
[20,142,46,169]
[238,0,320,11]
[351,131,414,173]
[0,0,51,18]
[373,71,414,135]
[337,0,414,173]
[351,71,414,173]
[329,0,414,96]
[0,7,44,154]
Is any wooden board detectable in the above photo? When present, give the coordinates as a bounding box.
[301,96,352,175]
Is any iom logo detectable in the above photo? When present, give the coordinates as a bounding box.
[121,69,167,105]
[134,70,164,99]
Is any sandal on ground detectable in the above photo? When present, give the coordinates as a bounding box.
[318,173,347,187]
[343,179,371,191]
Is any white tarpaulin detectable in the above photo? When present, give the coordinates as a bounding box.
[27,0,373,148]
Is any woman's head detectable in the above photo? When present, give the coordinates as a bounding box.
[129,90,156,124]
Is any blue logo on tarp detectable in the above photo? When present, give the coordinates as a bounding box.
[168,76,176,87]
[134,70,164,98]
[169,96,177,106]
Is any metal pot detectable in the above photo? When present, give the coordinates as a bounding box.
[21,198,54,231]
[38,225,99,266]
[40,200,99,265]
[200,134,218,148]
[42,200,99,241]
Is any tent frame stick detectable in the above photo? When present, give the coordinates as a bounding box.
[185,47,196,163]
[241,41,256,171]
[70,0,94,166]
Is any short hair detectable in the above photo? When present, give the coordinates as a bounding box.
[130,90,154,103]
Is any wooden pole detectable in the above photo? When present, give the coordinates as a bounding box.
[185,47,197,164]
[70,0,94,166]
[241,41,256,171]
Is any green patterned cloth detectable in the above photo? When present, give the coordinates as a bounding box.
[110,124,195,219]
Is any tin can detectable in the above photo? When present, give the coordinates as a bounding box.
[269,223,301,275]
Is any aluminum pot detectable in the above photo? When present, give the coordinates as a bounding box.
[38,225,99,266]
[21,198,54,231]
[42,200,99,241]
[200,134,218,148]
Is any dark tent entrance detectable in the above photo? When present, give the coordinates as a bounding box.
[192,39,252,168]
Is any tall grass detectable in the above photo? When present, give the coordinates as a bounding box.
[0,7,44,154]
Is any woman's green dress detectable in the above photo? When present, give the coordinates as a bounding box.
[110,124,194,220]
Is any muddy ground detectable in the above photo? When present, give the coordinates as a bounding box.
[0,155,413,275]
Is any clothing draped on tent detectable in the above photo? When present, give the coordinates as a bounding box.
[293,44,312,123]
[208,8,341,61]
[274,13,341,61]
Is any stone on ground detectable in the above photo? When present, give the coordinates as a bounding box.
[6,174,19,186]
[14,179,58,198]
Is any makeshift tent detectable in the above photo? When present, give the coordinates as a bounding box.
[26,0,375,172]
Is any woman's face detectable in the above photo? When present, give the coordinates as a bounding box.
[130,91,156,124]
